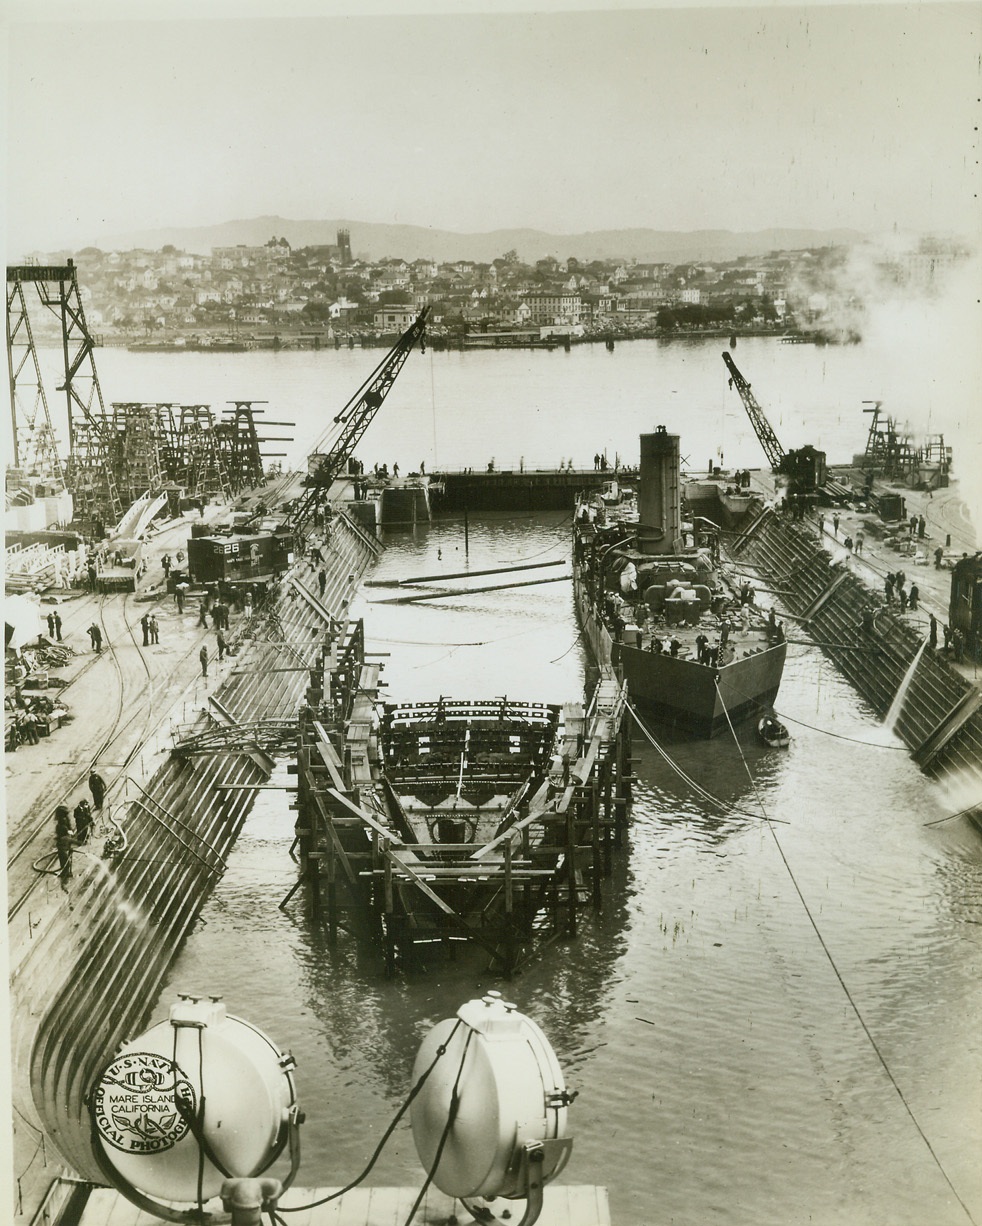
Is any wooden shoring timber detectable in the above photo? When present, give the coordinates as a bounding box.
[367,864,557,880]
[288,574,344,627]
[172,720,296,757]
[204,697,277,773]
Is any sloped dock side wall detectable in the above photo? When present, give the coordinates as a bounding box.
[18,513,381,1187]
[733,510,982,788]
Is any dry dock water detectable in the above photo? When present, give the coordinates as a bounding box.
[5,473,979,1225]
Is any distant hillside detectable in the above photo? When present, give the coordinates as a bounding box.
[93,217,868,264]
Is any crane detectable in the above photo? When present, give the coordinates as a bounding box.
[721,350,785,470]
[721,350,853,505]
[291,307,429,532]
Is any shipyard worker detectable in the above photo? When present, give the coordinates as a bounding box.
[198,595,210,627]
[87,623,103,652]
[54,805,74,886]
[854,530,864,555]
[895,570,906,591]
[318,569,327,597]
[149,615,159,644]
[669,636,681,658]
[18,711,39,745]
[934,546,944,569]
[216,629,227,662]
[775,621,786,644]
[140,612,151,646]
[908,583,919,612]
[199,643,209,678]
[884,574,895,603]
[832,513,840,537]
[861,607,875,636]
[909,514,918,536]
[650,637,663,653]
[844,535,853,552]
[87,562,98,591]
[918,515,926,539]
[942,623,952,653]
[898,588,908,614]
[52,611,62,641]
[695,633,708,663]
[73,799,92,845]
[175,582,188,614]
[162,553,171,578]
[952,628,965,663]
[88,770,106,810]
[46,612,56,637]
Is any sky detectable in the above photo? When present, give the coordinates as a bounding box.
[2,1,980,254]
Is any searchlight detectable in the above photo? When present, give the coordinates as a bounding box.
[89,991,574,1226]
[410,990,575,1224]
[89,995,300,1224]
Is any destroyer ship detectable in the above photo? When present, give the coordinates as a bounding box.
[573,426,786,737]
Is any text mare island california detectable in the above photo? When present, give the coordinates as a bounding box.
[4,238,982,1226]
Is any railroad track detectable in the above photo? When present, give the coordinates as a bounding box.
[6,593,202,922]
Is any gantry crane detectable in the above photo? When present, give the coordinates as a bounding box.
[721,350,785,470]
[291,308,429,532]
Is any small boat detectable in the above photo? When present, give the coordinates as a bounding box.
[757,715,790,748]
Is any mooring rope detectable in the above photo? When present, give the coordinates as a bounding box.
[627,699,788,825]
[712,677,978,1226]
[715,672,909,751]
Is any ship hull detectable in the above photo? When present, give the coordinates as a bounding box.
[573,559,786,738]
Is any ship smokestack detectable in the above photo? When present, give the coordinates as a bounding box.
[637,426,681,554]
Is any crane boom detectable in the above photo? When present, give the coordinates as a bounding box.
[721,351,786,470]
[292,307,429,531]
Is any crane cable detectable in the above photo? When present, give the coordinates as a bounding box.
[712,677,978,1226]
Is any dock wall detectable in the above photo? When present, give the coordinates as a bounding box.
[733,509,982,786]
[15,511,382,1194]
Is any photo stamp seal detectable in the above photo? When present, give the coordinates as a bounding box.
[93,1052,197,1155]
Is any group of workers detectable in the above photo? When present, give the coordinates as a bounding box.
[52,770,106,888]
